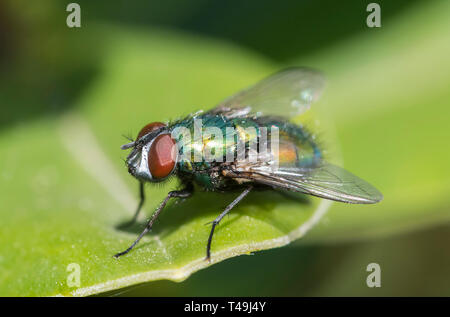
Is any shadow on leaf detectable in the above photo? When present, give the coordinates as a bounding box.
[115,188,311,242]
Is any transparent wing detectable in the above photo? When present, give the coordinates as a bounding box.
[211,67,325,118]
[238,162,383,204]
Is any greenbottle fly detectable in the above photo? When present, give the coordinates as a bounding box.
[114,68,383,261]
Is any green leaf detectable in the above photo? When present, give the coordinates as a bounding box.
[2,1,449,296]
[0,27,329,296]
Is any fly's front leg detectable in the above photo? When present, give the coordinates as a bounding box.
[123,182,145,226]
[114,183,193,258]
[206,186,253,262]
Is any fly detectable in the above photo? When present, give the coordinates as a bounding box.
[114,67,383,261]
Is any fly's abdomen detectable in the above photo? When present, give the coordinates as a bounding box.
[255,117,322,168]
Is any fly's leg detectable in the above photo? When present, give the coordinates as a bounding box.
[206,186,253,262]
[114,183,193,258]
[123,182,145,226]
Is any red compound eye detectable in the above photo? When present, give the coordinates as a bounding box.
[137,122,166,140]
[148,134,177,179]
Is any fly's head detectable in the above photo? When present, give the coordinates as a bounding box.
[122,122,178,182]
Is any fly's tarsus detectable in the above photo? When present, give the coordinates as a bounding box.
[205,186,253,262]
[114,184,193,259]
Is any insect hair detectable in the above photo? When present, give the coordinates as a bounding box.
[122,133,134,142]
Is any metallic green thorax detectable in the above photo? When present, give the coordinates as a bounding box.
[169,113,321,190]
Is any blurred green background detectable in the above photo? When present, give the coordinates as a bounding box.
[1,0,449,296]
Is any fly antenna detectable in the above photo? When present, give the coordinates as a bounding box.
[121,141,135,150]
[122,134,134,142]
